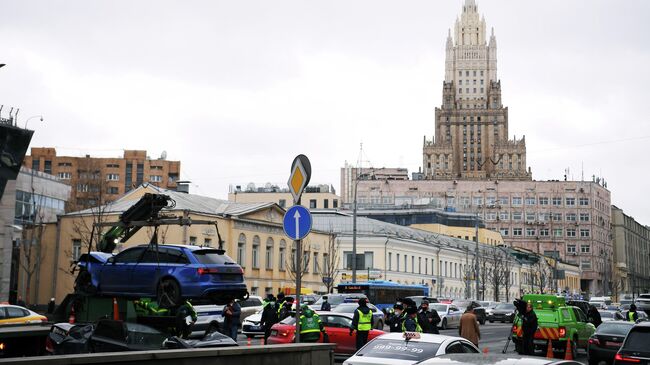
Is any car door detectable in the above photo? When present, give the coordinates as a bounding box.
[99,247,145,294]
[5,306,29,324]
[449,305,461,327]
[444,341,466,355]
[130,248,165,296]
[571,307,588,347]
[325,314,354,354]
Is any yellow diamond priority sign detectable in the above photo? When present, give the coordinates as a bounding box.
[287,155,311,204]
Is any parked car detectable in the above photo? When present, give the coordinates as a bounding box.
[191,295,263,337]
[0,304,48,325]
[481,302,501,317]
[76,244,248,306]
[45,323,95,355]
[614,321,650,364]
[267,312,384,357]
[454,300,486,325]
[432,303,463,330]
[488,303,516,323]
[343,332,479,365]
[416,353,585,365]
[587,321,634,365]
[241,309,264,338]
[330,302,385,329]
[599,310,625,322]
[633,293,650,316]
[311,293,367,310]
[567,300,591,317]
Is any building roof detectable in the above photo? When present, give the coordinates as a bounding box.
[65,184,279,218]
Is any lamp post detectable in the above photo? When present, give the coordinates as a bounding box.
[24,115,44,129]
[352,169,359,283]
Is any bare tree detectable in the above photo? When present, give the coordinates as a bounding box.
[19,206,46,306]
[531,256,552,294]
[502,252,514,302]
[488,246,507,302]
[320,233,340,294]
[472,248,491,301]
[286,241,311,282]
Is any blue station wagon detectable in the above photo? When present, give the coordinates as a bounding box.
[76,244,248,306]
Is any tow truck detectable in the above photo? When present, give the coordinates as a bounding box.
[511,294,596,357]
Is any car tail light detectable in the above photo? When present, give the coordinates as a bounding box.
[588,337,600,346]
[559,327,566,338]
[615,353,641,363]
[198,268,219,275]
[279,328,291,337]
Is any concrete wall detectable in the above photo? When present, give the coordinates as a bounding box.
[0,344,335,365]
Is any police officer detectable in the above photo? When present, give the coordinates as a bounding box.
[299,305,327,343]
[418,300,441,334]
[387,303,404,332]
[261,294,278,344]
[626,304,639,322]
[402,306,423,332]
[276,293,286,317]
[350,298,373,350]
[517,300,538,356]
[279,297,294,321]
[320,296,331,311]
[175,300,198,339]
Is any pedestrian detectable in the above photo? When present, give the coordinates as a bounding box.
[320,296,331,311]
[261,294,278,344]
[518,300,538,356]
[387,303,404,332]
[276,293,286,318]
[402,306,423,332]
[175,300,197,339]
[459,305,481,347]
[419,300,441,334]
[299,305,327,343]
[47,298,56,314]
[350,298,373,350]
[16,296,26,307]
[279,297,294,321]
[626,304,639,322]
[588,305,602,327]
[223,299,241,341]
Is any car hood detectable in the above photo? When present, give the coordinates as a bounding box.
[492,309,515,314]
[245,312,262,323]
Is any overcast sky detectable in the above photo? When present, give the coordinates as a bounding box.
[1,0,649,223]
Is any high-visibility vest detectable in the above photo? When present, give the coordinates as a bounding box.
[277,301,286,315]
[402,316,423,333]
[357,309,373,331]
[300,314,322,334]
[628,311,636,322]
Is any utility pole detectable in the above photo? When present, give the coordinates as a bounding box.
[475,214,480,300]
[352,168,358,283]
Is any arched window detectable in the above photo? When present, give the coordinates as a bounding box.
[237,233,246,267]
[252,236,260,268]
[279,239,286,271]
[265,238,274,270]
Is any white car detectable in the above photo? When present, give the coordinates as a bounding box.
[431,303,463,329]
[343,332,479,365]
[242,309,264,338]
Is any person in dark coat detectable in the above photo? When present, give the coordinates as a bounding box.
[350,298,373,350]
[387,303,404,332]
[47,298,56,314]
[518,300,538,356]
[588,305,602,327]
[320,296,332,311]
[418,300,441,334]
[626,304,639,322]
[402,306,422,332]
[261,294,278,344]
[278,297,294,321]
[223,299,241,341]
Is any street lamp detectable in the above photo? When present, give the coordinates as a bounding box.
[24,115,43,129]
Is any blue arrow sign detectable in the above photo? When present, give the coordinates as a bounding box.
[283,205,312,240]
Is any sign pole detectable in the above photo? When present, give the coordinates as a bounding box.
[294,196,302,343]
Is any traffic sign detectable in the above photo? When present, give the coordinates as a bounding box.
[287,155,311,204]
[283,205,312,240]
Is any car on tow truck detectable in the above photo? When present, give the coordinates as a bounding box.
[512,294,596,357]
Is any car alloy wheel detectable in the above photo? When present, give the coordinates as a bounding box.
[441,318,448,330]
[157,278,181,307]
[74,270,97,294]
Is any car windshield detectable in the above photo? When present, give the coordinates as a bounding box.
[478,301,490,307]
[332,304,357,313]
[596,322,633,336]
[192,250,235,265]
[280,317,296,325]
[495,304,515,310]
[356,338,441,361]
[599,311,614,318]
[314,296,345,306]
[623,328,650,352]
[432,304,448,312]
[124,323,167,348]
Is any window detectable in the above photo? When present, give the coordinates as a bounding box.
[333,199,338,208]
[579,198,589,206]
[72,239,82,261]
[512,212,522,221]
[44,160,52,174]
[539,197,549,205]
[539,228,549,236]
[237,233,246,267]
[499,211,509,221]
[106,163,120,168]
[31,159,40,171]
[279,241,286,271]
[150,175,162,183]
[579,213,590,222]
[189,236,197,245]
[525,197,536,205]
[566,213,577,222]
[324,199,329,209]
[136,163,144,185]
[499,228,509,236]
[526,212,535,222]
[252,236,260,268]
[389,252,392,271]
[498,196,509,205]
[538,213,549,222]
[108,186,119,194]
[313,252,319,274]
[278,199,286,208]
[125,162,133,192]
[552,213,562,221]
[552,197,562,206]
[473,197,483,206]
[566,229,576,237]
[526,228,536,236]
[459,88,463,94]
[58,162,72,167]
[397,254,400,271]
[106,173,120,181]
[565,197,576,206]
[58,172,72,180]
[114,247,145,263]
[265,238,274,270]
[459,80,463,85]
[309,199,317,209]
[412,256,415,273]
[580,229,590,238]
[567,245,576,253]
[554,228,563,237]
[459,71,462,77]
[204,238,212,246]
[418,257,422,274]
[486,212,497,221]
[581,259,591,270]
[513,228,522,236]
[512,197,522,206]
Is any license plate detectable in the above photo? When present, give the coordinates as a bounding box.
[605,341,622,347]
[250,325,261,330]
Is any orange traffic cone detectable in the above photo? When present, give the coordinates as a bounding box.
[546,339,554,359]
[564,338,573,360]
[113,298,119,320]
[68,305,76,324]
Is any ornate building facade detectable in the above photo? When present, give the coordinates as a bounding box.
[423,0,530,181]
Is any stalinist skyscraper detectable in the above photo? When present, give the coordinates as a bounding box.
[423,0,531,181]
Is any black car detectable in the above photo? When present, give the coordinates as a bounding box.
[45,323,95,355]
[488,303,516,323]
[454,300,486,325]
[614,321,650,365]
[587,320,634,365]
[567,300,590,317]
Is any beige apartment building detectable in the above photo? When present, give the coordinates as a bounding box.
[229,183,340,210]
[24,148,181,209]
[20,185,333,304]
[611,206,650,296]
[343,178,610,295]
